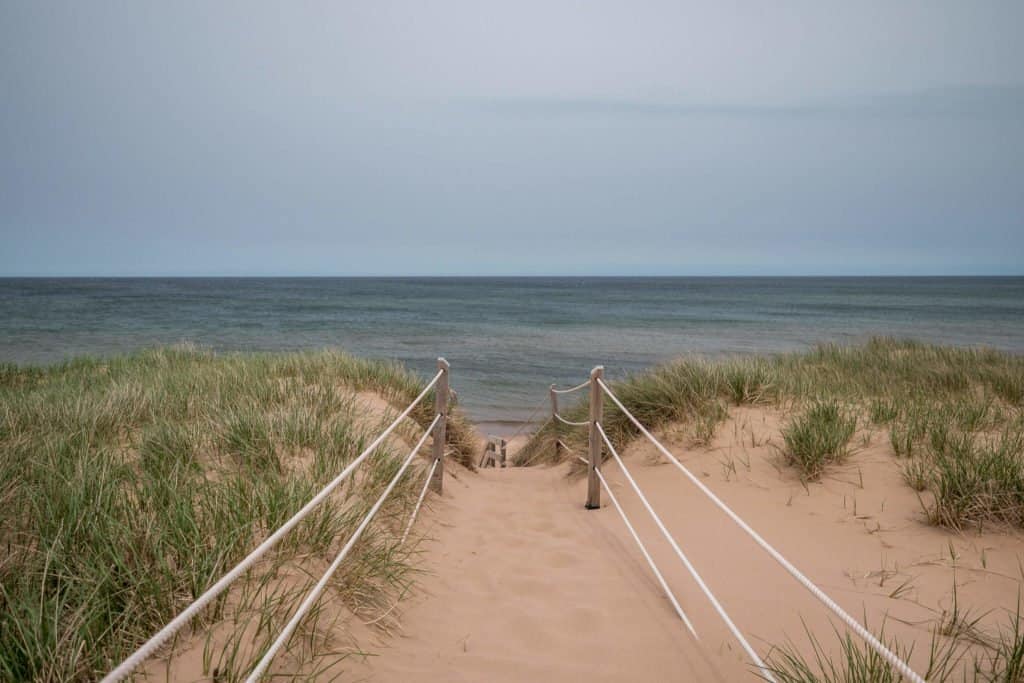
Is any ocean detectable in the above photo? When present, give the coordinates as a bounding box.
[1,277,1022,430]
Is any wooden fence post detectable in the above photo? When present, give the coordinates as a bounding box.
[550,384,561,460]
[430,358,449,494]
[586,366,604,509]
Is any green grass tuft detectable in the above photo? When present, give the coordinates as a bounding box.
[764,599,1024,683]
[220,409,280,472]
[763,621,920,683]
[782,402,857,480]
[992,372,1024,406]
[928,430,1024,529]
[869,398,900,425]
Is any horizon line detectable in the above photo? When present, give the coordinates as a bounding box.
[2,273,1022,279]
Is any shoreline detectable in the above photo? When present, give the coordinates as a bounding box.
[4,277,1024,423]
[473,418,543,438]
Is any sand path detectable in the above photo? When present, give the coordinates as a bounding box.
[351,465,752,682]
[350,407,1024,682]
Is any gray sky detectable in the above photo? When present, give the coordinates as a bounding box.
[2,1,1022,276]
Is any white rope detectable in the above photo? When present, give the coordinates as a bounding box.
[551,379,591,394]
[103,370,445,683]
[597,378,925,683]
[554,413,589,427]
[247,414,440,682]
[401,457,439,545]
[592,465,698,637]
[596,422,774,681]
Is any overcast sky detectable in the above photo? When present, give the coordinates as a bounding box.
[2,2,1022,276]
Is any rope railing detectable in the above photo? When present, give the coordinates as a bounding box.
[246,414,441,681]
[548,378,589,438]
[551,378,591,394]
[103,361,450,683]
[593,375,926,683]
[596,422,772,679]
[553,413,589,427]
[402,456,440,545]
[544,377,595,464]
[579,455,697,637]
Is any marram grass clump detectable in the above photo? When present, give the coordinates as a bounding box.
[927,430,1024,530]
[0,345,473,682]
[781,401,857,480]
[882,394,1024,529]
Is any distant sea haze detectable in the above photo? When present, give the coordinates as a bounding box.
[1,277,1022,429]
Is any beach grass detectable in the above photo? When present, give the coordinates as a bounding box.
[0,345,473,681]
[518,338,1024,530]
[764,601,1024,683]
[762,621,926,683]
[781,401,857,480]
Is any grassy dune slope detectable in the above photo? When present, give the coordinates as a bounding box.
[0,346,474,682]
[520,338,1024,529]
[518,338,1024,681]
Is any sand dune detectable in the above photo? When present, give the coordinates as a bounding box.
[353,407,1024,681]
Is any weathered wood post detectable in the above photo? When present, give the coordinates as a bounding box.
[586,366,604,509]
[550,384,561,460]
[430,357,449,494]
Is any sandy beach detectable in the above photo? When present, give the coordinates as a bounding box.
[347,407,1023,681]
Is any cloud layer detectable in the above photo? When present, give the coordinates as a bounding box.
[2,2,1022,275]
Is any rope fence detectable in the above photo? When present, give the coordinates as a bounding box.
[596,422,771,679]
[103,359,452,683]
[549,380,592,432]
[553,413,589,427]
[246,414,440,681]
[543,366,926,683]
[551,379,591,394]
[402,456,440,545]
[581,455,697,637]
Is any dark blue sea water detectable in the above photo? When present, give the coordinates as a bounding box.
[1,277,1022,429]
